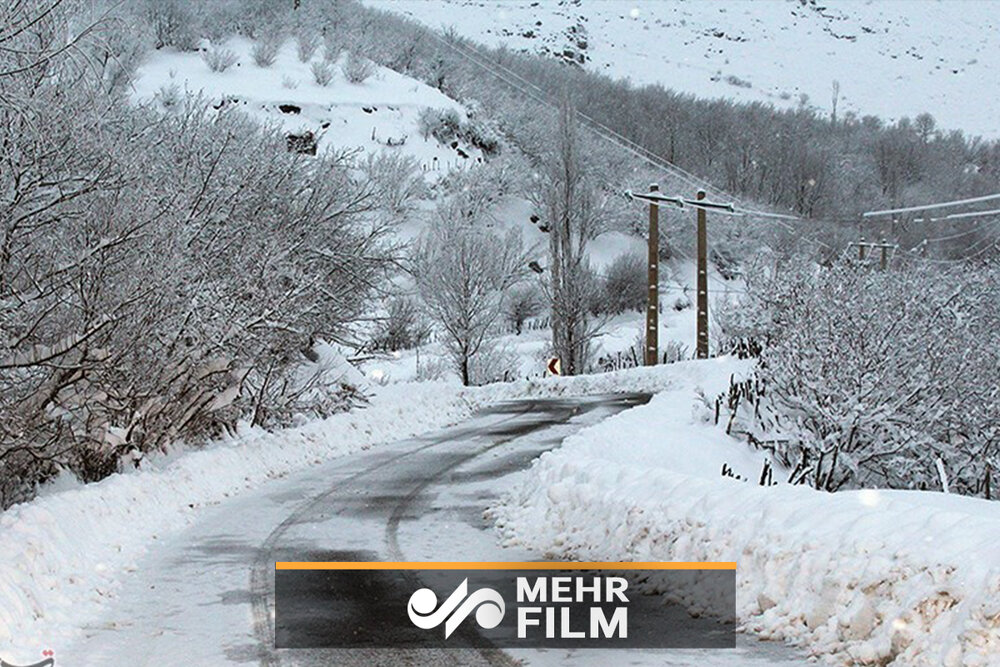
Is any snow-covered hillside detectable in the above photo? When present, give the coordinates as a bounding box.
[364,0,1000,138]
[132,36,482,172]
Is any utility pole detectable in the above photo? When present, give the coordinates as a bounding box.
[625,187,731,364]
[627,186,685,366]
[852,237,896,270]
[645,184,659,366]
[696,190,709,359]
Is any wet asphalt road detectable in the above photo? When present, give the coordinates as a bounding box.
[66,393,808,667]
[253,394,652,667]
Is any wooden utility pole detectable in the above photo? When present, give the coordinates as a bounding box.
[645,184,659,366]
[627,186,685,366]
[626,186,731,364]
[853,237,895,269]
[696,190,709,359]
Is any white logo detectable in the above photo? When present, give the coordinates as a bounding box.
[407,578,505,638]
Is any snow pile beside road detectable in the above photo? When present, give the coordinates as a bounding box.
[0,380,475,652]
[0,364,676,655]
[492,360,1000,666]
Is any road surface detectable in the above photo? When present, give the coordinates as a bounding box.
[65,394,808,666]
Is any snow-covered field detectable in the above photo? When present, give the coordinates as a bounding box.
[132,36,482,171]
[492,359,1000,666]
[364,0,1000,138]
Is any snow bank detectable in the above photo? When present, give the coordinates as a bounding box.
[0,364,677,655]
[492,359,1000,666]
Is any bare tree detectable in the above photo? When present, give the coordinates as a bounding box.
[530,101,606,375]
[412,203,527,386]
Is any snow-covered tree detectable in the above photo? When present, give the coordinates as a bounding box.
[530,102,606,375]
[727,257,1000,494]
[412,203,528,386]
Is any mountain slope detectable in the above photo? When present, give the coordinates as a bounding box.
[364,0,1000,138]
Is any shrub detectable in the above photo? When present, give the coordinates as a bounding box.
[369,298,430,352]
[418,107,462,142]
[311,60,334,86]
[322,32,339,63]
[416,108,501,156]
[461,119,501,155]
[600,252,647,314]
[360,153,429,216]
[142,0,199,50]
[251,36,281,67]
[504,284,544,335]
[342,51,376,84]
[156,82,182,108]
[202,46,238,72]
[296,31,319,62]
[468,339,521,385]
[729,258,1000,494]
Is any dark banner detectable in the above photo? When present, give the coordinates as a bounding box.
[274,563,736,650]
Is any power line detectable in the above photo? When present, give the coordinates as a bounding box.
[898,234,1000,264]
[914,207,1000,223]
[919,219,1000,244]
[863,193,1000,218]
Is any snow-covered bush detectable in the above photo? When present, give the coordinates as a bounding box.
[599,252,647,314]
[156,82,183,108]
[460,118,501,155]
[418,107,463,143]
[468,339,522,385]
[368,298,431,352]
[359,152,428,216]
[296,31,319,62]
[242,346,367,428]
[342,51,376,84]
[141,0,199,50]
[201,46,238,72]
[504,284,545,335]
[311,60,334,86]
[417,107,501,156]
[251,35,281,67]
[322,32,340,63]
[731,257,1000,494]
[0,30,397,509]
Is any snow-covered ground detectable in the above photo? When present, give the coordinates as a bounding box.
[132,36,482,172]
[364,0,1000,138]
[492,358,1000,666]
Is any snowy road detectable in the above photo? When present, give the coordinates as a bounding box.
[65,394,808,666]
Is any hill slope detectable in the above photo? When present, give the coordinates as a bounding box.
[364,0,1000,138]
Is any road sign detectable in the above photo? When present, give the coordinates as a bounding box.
[546,358,561,376]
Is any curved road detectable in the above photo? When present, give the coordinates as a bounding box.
[66,394,807,666]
